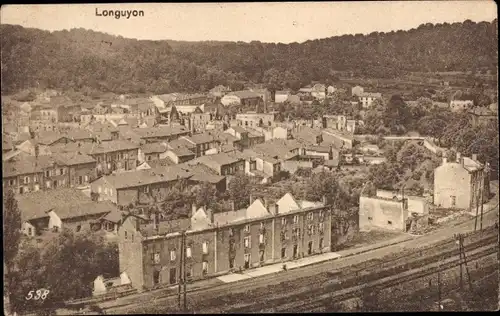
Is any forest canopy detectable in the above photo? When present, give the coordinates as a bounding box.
[1,19,497,94]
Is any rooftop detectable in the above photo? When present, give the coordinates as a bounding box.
[227,90,261,99]
[99,166,192,189]
[51,200,119,220]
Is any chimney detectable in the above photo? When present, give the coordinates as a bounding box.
[472,153,478,161]
[442,157,447,165]
[191,203,197,217]
[456,152,461,163]
[322,195,327,205]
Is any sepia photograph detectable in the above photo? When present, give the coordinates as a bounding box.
[1,2,499,314]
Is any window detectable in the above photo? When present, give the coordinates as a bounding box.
[202,261,208,274]
[319,238,324,249]
[293,215,299,224]
[153,270,161,285]
[19,187,24,194]
[229,258,235,269]
[244,224,250,232]
[307,212,313,221]
[98,186,102,193]
[76,225,81,232]
[229,228,234,237]
[244,254,251,269]
[143,186,149,193]
[260,222,264,230]
[34,184,40,192]
[244,236,251,248]
[84,175,89,182]
[152,252,160,264]
[9,179,15,186]
[259,234,264,244]
[45,170,50,177]
[281,217,287,226]
[60,168,64,175]
[79,176,83,185]
[23,176,30,184]
[387,221,392,225]
[110,190,113,197]
[104,188,108,195]
[170,250,176,261]
[28,227,32,236]
[368,216,373,221]
[186,266,193,279]
[319,210,324,220]
[186,247,192,258]
[124,231,128,240]
[451,196,456,207]
[281,247,286,259]
[202,241,208,254]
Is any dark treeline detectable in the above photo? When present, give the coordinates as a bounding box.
[1,19,497,94]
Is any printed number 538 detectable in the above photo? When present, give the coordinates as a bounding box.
[25,289,50,300]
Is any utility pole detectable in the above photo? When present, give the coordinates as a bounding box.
[479,189,484,231]
[178,230,184,309]
[456,234,463,291]
[437,265,442,311]
[460,234,473,292]
[183,231,187,312]
[474,189,479,231]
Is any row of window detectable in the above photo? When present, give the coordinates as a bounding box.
[97,186,114,197]
[150,241,209,264]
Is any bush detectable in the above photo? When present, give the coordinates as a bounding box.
[412,170,423,181]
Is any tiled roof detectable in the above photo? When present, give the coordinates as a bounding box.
[227,90,261,99]
[179,164,225,184]
[16,188,91,222]
[101,209,124,223]
[359,92,382,98]
[65,129,94,141]
[166,141,195,157]
[228,126,248,134]
[50,140,138,155]
[147,158,176,168]
[141,142,168,154]
[213,209,247,226]
[183,132,217,145]
[52,200,119,220]
[3,155,62,178]
[140,218,191,237]
[35,131,69,145]
[133,126,188,139]
[52,152,96,165]
[189,152,242,170]
[100,166,192,189]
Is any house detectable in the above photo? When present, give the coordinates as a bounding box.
[236,112,275,128]
[90,166,192,206]
[311,84,326,100]
[450,100,474,112]
[359,92,382,108]
[132,126,190,143]
[322,129,354,150]
[188,108,212,133]
[209,85,231,98]
[292,125,323,146]
[186,152,245,176]
[327,85,336,95]
[434,153,489,211]
[304,145,335,161]
[15,140,52,157]
[240,149,282,183]
[252,139,303,161]
[92,272,132,297]
[179,163,227,192]
[117,192,334,290]
[47,200,121,234]
[351,86,364,97]
[275,91,291,103]
[52,152,97,188]
[359,195,408,232]
[224,126,265,150]
[50,140,139,176]
[322,115,347,131]
[125,98,158,118]
[139,142,169,163]
[164,142,196,164]
[176,132,221,157]
[221,91,262,107]
[3,155,70,194]
[15,188,93,236]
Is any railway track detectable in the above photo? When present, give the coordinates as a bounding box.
[257,243,498,313]
[105,220,498,314]
[200,229,498,313]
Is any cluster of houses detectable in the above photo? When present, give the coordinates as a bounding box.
[2,83,496,296]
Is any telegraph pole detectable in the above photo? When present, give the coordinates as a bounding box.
[479,190,484,231]
[183,231,187,312]
[178,230,184,309]
[437,265,442,311]
[456,234,463,291]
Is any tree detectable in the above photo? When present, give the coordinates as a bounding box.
[3,189,22,315]
[384,95,411,135]
[367,163,403,190]
[193,182,218,209]
[228,172,252,209]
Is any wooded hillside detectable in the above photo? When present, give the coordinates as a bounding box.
[1,19,497,94]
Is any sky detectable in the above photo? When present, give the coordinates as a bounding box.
[1,2,497,43]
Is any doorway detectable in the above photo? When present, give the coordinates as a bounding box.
[169,268,176,284]
[293,245,298,259]
[244,254,251,269]
[308,241,313,255]
[153,270,160,285]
